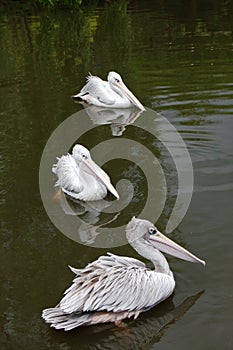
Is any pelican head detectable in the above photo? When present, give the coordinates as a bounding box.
[126,217,205,265]
[71,144,119,199]
[108,72,145,111]
[108,71,123,85]
[72,144,90,164]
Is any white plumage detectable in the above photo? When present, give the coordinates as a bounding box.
[58,253,174,315]
[42,217,205,331]
[52,144,119,201]
[72,72,145,110]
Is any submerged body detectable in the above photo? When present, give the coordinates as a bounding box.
[42,218,205,331]
[53,144,119,201]
[72,72,145,111]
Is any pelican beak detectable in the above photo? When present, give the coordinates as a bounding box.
[148,231,206,265]
[116,81,146,111]
[80,157,119,200]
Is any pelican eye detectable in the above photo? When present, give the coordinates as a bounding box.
[115,78,120,83]
[82,154,87,159]
[148,227,157,235]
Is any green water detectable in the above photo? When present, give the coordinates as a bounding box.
[1,1,233,349]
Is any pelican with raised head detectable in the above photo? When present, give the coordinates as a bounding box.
[52,144,119,201]
[42,217,205,330]
[72,72,145,111]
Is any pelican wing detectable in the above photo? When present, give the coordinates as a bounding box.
[79,75,116,105]
[53,155,83,194]
[59,253,175,314]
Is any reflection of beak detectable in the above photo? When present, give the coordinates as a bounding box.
[148,231,206,265]
[116,82,146,111]
[80,158,119,200]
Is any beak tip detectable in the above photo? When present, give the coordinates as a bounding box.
[201,260,206,266]
[196,258,206,266]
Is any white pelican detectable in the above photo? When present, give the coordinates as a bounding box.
[42,217,205,330]
[72,72,146,111]
[52,144,119,201]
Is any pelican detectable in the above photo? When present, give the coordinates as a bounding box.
[72,72,146,111]
[52,144,119,201]
[42,217,205,330]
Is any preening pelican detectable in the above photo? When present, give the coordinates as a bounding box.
[52,144,119,201]
[42,217,205,331]
[72,72,145,111]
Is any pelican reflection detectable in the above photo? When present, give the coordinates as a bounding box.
[83,105,143,136]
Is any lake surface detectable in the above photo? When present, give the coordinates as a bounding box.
[1,1,233,349]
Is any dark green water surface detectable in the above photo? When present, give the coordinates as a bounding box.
[1,1,233,349]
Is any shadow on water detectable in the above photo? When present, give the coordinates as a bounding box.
[43,291,204,350]
[79,104,143,137]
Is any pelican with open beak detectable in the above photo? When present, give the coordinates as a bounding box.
[52,144,119,201]
[72,72,145,111]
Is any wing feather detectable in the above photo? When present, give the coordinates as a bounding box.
[53,155,83,194]
[59,254,175,315]
[79,75,116,105]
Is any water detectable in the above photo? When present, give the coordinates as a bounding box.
[1,1,233,349]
